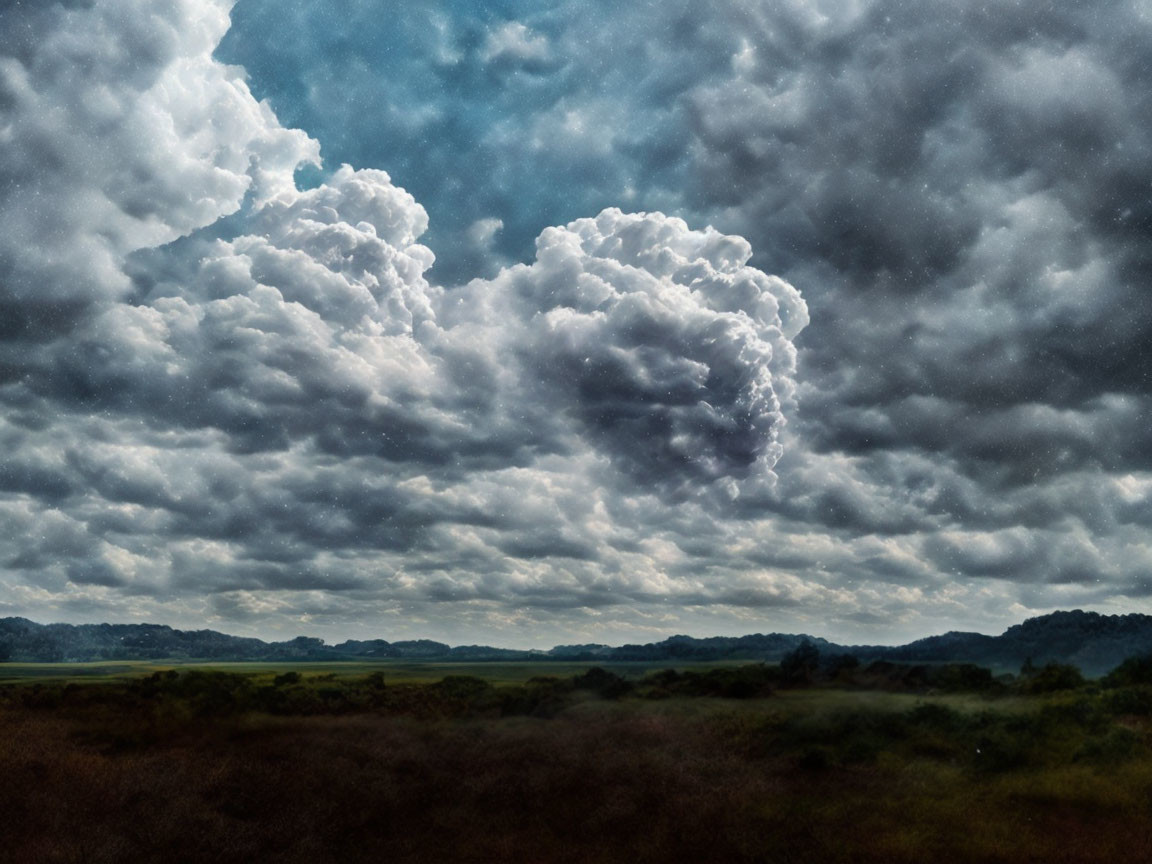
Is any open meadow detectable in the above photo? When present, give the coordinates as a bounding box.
[3,658,1152,863]
[0,659,731,685]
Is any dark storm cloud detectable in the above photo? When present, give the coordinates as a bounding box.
[680,0,1152,608]
[4,0,1152,644]
[665,0,1152,521]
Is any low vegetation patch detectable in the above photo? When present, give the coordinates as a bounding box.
[5,651,1152,862]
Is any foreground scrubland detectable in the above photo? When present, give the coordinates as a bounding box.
[3,658,1152,863]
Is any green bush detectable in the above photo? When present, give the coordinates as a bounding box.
[572,668,633,699]
[1017,663,1085,694]
[779,641,820,686]
[1104,654,1152,688]
[1104,685,1152,716]
[1076,726,1138,764]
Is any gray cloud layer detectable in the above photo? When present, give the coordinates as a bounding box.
[0,0,820,645]
[3,0,1152,645]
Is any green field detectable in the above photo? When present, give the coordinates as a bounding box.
[0,658,740,684]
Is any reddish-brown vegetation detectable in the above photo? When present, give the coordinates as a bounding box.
[3,666,1152,863]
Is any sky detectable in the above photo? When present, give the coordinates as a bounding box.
[2,0,1152,647]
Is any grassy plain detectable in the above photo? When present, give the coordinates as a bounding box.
[0,658,731,684]
[2,662,1151,862]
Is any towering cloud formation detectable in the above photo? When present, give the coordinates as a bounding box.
[205,0,1152,639]
[14,0,1152,646]
[0,0,808,641]
[0,0,315,329]
[442,209,806,493]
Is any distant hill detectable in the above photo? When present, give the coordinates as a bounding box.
[3,609,1152,675]
[861,610,1152,675]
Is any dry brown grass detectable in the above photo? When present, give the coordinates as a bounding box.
[2,690,1152,863]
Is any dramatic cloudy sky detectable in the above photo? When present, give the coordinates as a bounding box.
[2,0,1151,646]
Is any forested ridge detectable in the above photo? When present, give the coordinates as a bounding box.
[4,610,1152,674]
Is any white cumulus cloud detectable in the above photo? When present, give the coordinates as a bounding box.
[0,0,812,641]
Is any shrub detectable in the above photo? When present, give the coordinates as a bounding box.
[1104,654,1152,688]
[1076,726,1138,764]
[572,668,633,699]
[1017,662,1085,694]
[365,671,387,690]
[1104,685,1152,716]
[931,663,1000,693]
[779,641,820,686]
[821,653,860,680]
